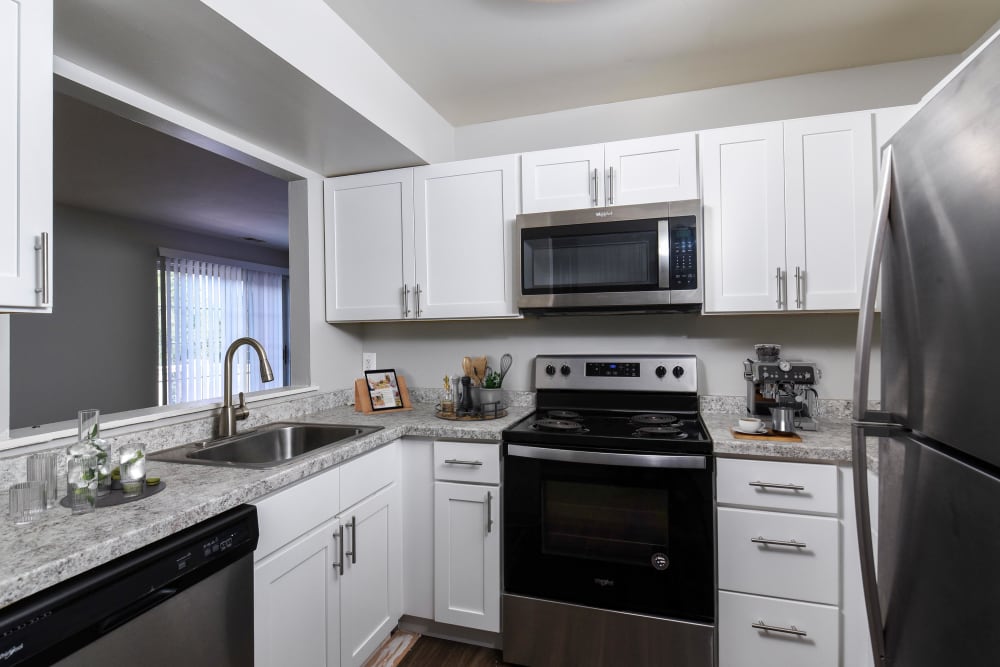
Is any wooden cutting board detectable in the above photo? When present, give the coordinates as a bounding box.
[729,427,802,443]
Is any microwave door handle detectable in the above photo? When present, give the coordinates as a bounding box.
[658,220,671,289]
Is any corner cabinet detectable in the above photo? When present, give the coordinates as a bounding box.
[0,0,52,312]
[701,111,875,313]
[520,133,698,214]
[324,156,518,322]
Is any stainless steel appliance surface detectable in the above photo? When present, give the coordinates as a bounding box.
[0,505,259,666]
[744,356,821,430]
[502,355,714,667]
[515,200,703,314]
[852,23,1000,667]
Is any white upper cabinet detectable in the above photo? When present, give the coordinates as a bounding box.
[701,112,875,313]
[413,155,517,319]
[784,112,875,311]
[0,0,52,312]
[520,133,697,214]
[324,156,518,322]
[701,122,787,312]
[324,169,414,321]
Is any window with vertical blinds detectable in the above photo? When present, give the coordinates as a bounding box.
[158,251,287,405]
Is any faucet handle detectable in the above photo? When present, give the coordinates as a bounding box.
[234,392,249,421]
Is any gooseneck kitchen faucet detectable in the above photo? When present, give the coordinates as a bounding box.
[218,337,274,438]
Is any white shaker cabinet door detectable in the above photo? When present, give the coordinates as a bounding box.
[254,519,341,667]
[413,155,518,319]
[324,169,415,321]
[433,481,501,632]
[605,133,698,206]
[784,112,875,311]
[520,144,604,213]
[700,122,786,312]
[0,0,51,312]
[339,482,403,667]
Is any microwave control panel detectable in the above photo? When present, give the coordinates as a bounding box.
[669,217,698,290]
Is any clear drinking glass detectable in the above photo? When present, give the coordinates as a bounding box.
[66,454,99,515]
[26,451,59,509]
[9,481,46,525]
[119,444,147,498]
[78,409,111,496]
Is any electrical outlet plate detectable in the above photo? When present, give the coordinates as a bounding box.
[362,353,376,371]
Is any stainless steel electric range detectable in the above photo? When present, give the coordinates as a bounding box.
[502,355,715,667]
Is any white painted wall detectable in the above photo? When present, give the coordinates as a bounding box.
[454,55,960,159]
[201,0,454,165]
[361,313,880,400]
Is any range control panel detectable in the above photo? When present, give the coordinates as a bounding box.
[536,355,698,393]
[586,362,640,377]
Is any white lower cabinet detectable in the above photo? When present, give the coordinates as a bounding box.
[433,481,500,631]
[719,591,840,667]
[252,441,402,667]
[716,457,842,667]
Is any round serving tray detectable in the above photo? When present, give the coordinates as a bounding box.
[435,405,508,421]
[59,480,166,509]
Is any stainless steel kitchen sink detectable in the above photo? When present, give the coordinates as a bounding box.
[148,422,383,469]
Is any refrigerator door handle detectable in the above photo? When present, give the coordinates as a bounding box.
[851,147,893,667]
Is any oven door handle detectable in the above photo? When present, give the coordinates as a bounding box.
[506,444,707,469]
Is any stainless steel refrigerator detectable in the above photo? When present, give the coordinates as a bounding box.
[852,21,1000,667]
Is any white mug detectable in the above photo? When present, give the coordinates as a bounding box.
[738,417,763,432]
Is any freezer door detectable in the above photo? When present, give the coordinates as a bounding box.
[878,434,1000,666]
[881,29,1000,469]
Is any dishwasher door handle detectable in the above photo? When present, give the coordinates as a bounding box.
[97,588,179,635]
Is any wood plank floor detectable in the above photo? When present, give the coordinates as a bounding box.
[397,636,511,667]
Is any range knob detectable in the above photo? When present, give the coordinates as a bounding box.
[560,364,572,376]
[545,364,556,376]
[672,366,685,378]
[655,366,667,378]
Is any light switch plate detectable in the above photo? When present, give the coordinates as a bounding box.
[362,352,376,371]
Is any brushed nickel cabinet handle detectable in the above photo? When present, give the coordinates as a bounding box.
[345,515,357,564]
[35,232,50,305]
[415,283,422,317]
[591,168,598,206]
[751,536,808,548]
[752,620,808,637]
[402,284,411,317]
[775,267,783,308]
[333,524,345,575]
[748,481,805,491]
[795,265,804,308]
[444,459,484,466]
[607,166,615,205]
[486,491,494,534]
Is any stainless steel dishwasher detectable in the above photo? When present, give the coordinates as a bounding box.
[0,504,259,666]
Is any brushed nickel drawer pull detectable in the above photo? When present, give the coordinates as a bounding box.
[751,536,808,548]
[752,620,808,637]
[486,491,494,534]
[749,481,806,491]
[444,459,484,466]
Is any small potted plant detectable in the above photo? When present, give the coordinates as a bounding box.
[477,370,504,407]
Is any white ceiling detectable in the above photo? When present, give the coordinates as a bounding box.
[321,0,1000,125]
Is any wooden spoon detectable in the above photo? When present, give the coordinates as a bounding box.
[462,356,473,380]
[471,356,487,386]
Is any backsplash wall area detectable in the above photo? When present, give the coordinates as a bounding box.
[359,312,880,400]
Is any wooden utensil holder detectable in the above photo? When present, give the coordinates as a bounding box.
[354,375,414,414]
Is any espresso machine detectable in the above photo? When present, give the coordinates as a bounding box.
[743,344,821,431]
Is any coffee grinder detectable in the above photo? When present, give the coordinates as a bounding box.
[743,344,821,431]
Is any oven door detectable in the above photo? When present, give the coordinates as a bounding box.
[503,444,714,623]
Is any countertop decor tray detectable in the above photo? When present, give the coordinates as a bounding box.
[60,481,166,509]
[729,428,802,443]
[435,406,508,421]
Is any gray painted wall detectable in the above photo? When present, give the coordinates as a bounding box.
[9,204,289,429]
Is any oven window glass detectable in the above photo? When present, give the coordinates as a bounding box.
[523,229,659,293]
[542,480,668,566]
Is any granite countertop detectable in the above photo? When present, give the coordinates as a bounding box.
[0,403,531,611]
[0,401,873,612]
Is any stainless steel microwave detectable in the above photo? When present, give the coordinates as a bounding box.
[515,200,703,314]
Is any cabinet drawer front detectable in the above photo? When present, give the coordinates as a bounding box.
[718,507,839,604]
[717,458,838,514]
[433,441,500,484]
[253,467,340,560]
[719,591,839,667]
[341,441,400,510]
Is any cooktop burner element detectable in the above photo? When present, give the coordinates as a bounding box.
[532,419,587,433]
[631,413,678,426]
[547,410,581,420]
[634,426,688,439]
